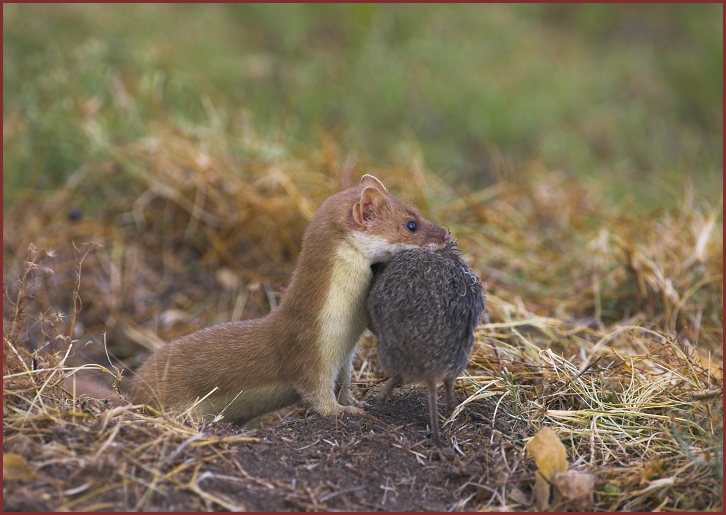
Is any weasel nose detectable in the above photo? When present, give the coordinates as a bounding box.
[443,231,451,243]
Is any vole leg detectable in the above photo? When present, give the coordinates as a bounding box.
[427,382,443,447]
[374,375,402,408]
[443,377,458,413]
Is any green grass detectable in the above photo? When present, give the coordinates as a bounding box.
[3,3,723,211]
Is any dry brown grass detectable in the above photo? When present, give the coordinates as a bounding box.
[3,127,722,510]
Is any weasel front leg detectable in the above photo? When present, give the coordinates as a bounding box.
[299,373,363,418]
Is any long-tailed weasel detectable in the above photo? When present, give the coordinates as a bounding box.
[132,174,450,424]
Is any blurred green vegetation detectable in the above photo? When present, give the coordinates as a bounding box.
[3,3,723,211]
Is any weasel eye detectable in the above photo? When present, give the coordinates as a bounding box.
[405,220,418,232]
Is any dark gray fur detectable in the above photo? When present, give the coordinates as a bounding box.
[367,242,485,446]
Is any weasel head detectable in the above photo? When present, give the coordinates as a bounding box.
[350,174,450,263]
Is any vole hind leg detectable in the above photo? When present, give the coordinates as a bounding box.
[443,376,459,413]
[375,375,402,408]
[427,381,443,447]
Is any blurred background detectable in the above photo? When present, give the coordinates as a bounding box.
[4,3,723,212]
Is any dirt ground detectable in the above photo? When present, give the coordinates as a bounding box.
[233,391,521,512]
[4,381,534,512]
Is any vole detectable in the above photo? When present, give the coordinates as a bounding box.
[367,242,485,446]
[132,174,450,425]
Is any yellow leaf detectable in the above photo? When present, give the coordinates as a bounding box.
[525,426,569,480]
[525,427,569,509]
[532,473,551,511]
[3,453,36,481]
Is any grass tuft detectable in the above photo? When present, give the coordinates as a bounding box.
[3,123,721,509]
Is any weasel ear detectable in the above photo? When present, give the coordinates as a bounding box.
[360,174,387,193]
[352,187,387,227]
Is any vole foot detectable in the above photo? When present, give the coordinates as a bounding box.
[433,446,455,461]
[373,392,388,409]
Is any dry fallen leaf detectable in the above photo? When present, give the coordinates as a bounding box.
[506,485,530,506]
[525,426,569,509]
[554,470,595,510]
[3,453,36,481]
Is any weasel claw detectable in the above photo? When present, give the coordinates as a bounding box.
[341,405,365,417]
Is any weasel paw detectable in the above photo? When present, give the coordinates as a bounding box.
[341,405,365,417]
[344,396,368,409]
[338,387,368,409]
[315,400,363,418]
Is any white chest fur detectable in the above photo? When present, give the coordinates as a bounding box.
[317,237,372,375]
